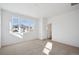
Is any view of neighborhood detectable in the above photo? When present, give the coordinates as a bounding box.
[11,24,32,33]
[10,16,33,34]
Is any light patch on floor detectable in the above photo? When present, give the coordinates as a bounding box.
[43,42,53,55]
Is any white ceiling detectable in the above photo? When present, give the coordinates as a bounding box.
[0,3,79,18]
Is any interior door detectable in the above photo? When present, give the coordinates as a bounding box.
[0,9,1,48]
[47,24,52,39]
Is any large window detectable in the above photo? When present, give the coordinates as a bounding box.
[9,16,34,38]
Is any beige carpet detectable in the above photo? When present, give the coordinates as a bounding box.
[0,39,79,55]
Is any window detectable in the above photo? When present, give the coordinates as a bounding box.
[9,16,34,38]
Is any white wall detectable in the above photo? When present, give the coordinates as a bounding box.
[39,17,43,40]
[0,8,1,48]
[39,17,48,40]
[1,10,39,46]
[49,9,79,47]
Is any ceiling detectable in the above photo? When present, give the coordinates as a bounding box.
[0,3,79,18]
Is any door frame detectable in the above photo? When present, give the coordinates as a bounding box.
[0,8,1,48]
[47,23,52,39]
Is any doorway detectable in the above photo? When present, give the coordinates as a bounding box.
[0,10,1,48]
[47,24,52,40]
